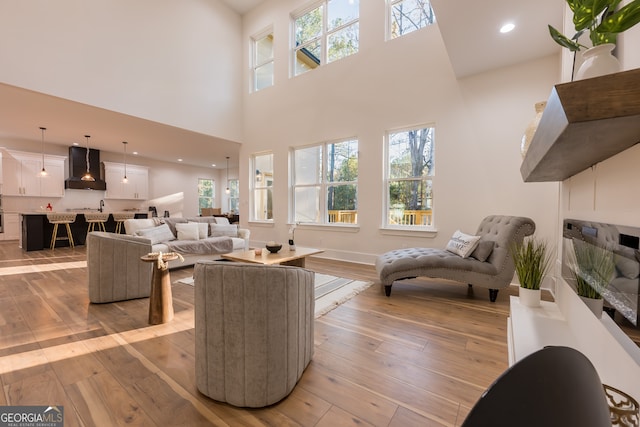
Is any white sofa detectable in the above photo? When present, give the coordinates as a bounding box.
[123,216,250,268]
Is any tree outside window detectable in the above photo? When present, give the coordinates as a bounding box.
[293,0,360,76]
[251,153,273,221]
[252,29,274,92]
[198,178,215,215]
[386,126,434,228]
[228,179,239,213]
[292,139,358,224]
[388,0,436,40]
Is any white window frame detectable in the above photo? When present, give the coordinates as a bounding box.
[383,124,435,230]
[250,152,274,222]
[291,138,358,226]
[251,27,274,92]
[387,0,436,41]
[291,0,360,77]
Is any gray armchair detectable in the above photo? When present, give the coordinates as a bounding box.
[376,215,536,301]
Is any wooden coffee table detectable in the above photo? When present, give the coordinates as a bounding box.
[221,246,323,268]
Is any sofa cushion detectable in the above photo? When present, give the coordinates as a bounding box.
[125,218,157,236]
[176,222,200,240]
[211,223,238,238]
[471,239,495,262]
[214,217,230,225]
[446,230,481,258]
[136,223,176,245]
[189,221,209,239]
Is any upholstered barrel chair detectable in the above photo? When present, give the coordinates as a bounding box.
[194,261,315,407]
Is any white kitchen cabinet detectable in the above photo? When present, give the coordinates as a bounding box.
[2,150,65,197]
[3,213,20,240]
[103,162,149,200]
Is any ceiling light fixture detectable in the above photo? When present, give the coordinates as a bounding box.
[39,126,48,177]
[500,23,515,33]
[122,141,128,184]
[81,135,95,182]
[225,156,230,194]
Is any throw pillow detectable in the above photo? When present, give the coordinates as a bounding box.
[445,230,481,258]
[189,221,209,239]
[214,217,230,225]
[210,223,239,238]
[471,240,495,262]
[136,223,176,245]
[175,222,200,241]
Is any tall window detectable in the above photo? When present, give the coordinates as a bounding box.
[385,126,434,228]
[228,179,239,213]
[388,0,436,40]
[198,178,215,215]
[252,29,274,92]
[293,0,360,76]
[292,139,358,224]
[251,153,274,221]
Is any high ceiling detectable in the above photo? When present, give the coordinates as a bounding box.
[0,0,563,169]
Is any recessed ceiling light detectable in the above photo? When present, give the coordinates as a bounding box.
[211,164,216,167]
[500,23,515,33]
[178,158,183,162]
[73,142,79,146]
[133,151,138,155]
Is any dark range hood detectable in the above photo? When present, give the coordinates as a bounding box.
[65,146,107,190]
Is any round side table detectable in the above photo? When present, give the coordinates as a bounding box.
[140,253,179,324]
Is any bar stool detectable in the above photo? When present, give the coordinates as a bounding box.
[47,213,77,249]
[113,212,136,234]
[85,212,110,234]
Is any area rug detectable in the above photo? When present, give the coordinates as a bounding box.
[176,273,372,318]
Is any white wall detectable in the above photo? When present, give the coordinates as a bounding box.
[240,0,560,263]
[0,0,243,142]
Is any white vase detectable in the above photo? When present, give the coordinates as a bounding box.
[520,101,547,158]
[575,44,621,80]
[580,296,604,318]
[519,287,541,307]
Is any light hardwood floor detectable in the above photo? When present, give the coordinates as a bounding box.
[0,241,523,426]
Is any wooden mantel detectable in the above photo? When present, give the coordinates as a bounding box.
[521,68,640,182]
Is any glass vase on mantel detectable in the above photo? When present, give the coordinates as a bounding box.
[575,43,622,80]
[519,287,541,307]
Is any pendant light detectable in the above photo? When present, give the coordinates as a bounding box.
[39,126,48,177]
[81,135,95,181]
[225,156,230,194]
[122,141,128,183]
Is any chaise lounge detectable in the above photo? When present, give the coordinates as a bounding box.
[375,215,536,301]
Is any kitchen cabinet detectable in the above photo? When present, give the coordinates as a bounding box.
[2,150,65,197]
[103,162,149,200]
[4,213,20,240]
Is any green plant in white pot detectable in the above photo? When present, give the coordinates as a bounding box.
[569,239,615,317]
[512,238,553,307]
[548,0,640,78]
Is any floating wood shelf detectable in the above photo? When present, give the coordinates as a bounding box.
[521,68,640,182]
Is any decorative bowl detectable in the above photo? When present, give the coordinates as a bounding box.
[266,243,282,253]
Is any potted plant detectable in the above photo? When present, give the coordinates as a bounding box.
[548,0,640,78]
[512,237,553,307]
[569,239,615,317]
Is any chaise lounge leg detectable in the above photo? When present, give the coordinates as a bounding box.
[384,285,392,297]
[489,289,498,302]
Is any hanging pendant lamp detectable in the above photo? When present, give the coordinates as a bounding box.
[122,141,129,183]
[225,156,230,194]
[81,135,95,181]
[39,127,48,177]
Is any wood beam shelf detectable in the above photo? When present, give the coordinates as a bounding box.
[521,68,640,182]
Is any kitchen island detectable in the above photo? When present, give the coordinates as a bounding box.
[20,211,148,251]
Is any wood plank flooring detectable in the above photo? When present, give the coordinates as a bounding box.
[0,241,546,426]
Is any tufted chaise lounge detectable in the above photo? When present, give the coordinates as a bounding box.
[194,261,315,407]
[376,215,536,301]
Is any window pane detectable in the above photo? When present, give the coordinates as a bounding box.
[255,62,274,91]
[391,0,436,38]
[295,186,321,223]
[295,39,321,76]
[327,139,358,182]
[327,23,359,63]
[255,34,273,64]
[295,6,323,45]
[198,178,213,197]
[388,179,433,225]
[388,127,434,179]
[327,184,357,223]
[253,188,273,220]
[328,0,359,30]
[295,145,322,185]
[254,153,273,187]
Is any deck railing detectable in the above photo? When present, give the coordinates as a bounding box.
[327,209,432,226]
